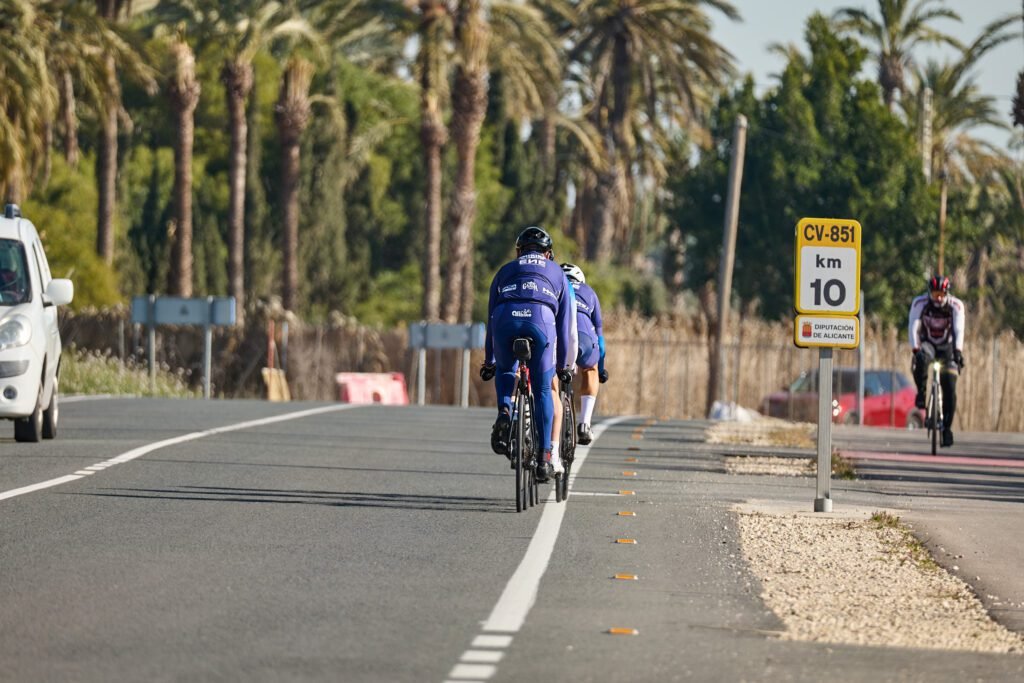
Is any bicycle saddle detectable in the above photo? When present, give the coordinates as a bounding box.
[513,338,532,362]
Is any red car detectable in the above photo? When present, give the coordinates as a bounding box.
[760,368,925,428]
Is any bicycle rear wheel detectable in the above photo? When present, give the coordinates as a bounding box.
[558,390,576,502]
[514,393,528,512]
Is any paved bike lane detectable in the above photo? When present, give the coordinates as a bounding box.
[484,418,1024,682]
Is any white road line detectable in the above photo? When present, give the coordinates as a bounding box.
[61,394,137,403]
[446,416,635,682]
[0,475,85,502]
[482,416,632,633]
[471,635,512,648]
[461,650,503,664]
[561,491,626,497]
[0,404,358,503]
[448,664,496,680]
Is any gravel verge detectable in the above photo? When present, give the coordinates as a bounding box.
[723,455,814,476]
[711,419,1024,653]
[736,504,1024,653]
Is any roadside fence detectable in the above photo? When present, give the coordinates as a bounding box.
[59,307,1024,432]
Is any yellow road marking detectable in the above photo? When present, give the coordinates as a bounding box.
[607,627,639,635]
[613,574,638,581]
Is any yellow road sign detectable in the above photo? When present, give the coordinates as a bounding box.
[794,218,862,315]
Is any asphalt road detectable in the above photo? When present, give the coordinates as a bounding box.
[1,398,1022,682]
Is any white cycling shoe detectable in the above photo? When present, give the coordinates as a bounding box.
[546,450,565,475]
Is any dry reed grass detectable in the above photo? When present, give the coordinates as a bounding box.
[59,307,1024,432]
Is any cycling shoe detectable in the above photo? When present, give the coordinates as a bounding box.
[491,412,511,455]
[577,423,593,445]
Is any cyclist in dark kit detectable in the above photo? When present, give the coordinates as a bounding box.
[908,274,966,447]
[481,227,576,481]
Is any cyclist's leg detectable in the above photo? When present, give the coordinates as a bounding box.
[491,312,527,454]
[550,373,562,454]
[938,347,959,437]
[912,342,934,407]
[575,333,600,442]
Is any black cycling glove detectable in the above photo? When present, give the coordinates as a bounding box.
[598,368,609,384]
[480,363,496,381]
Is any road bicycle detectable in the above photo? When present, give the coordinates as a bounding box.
[924,359,944,455]
[508,338,540,512]
[555,373,576,503]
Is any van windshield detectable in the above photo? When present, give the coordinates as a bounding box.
[0,239,31,305]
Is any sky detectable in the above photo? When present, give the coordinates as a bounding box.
[709,0,1023,153]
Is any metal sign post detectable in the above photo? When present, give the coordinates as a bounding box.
[409,322,486,407]
[132,295,236,399]
[794,218,862,512]
[815,348,834,512]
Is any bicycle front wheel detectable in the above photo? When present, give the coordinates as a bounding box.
[929,384,940,455]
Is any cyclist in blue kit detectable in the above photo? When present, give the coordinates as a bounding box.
[480,227,576,482]
[561,263,608,444]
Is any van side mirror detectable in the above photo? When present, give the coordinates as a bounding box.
[44,279,73,307]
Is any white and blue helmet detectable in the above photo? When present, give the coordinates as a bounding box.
[560,262,585,285]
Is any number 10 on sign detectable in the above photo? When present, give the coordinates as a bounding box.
[795,218,861,315]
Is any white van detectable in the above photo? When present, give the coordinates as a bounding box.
[0,204,74,441]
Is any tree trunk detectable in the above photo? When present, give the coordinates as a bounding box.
[60,70,79,166]
[167,40,201,297]
[698,281,719,417]
[419,0,449,322]
[94,0,126,263]
[442,0,488,324]
[588,34,632,265]
[95,55,118,264]
[275,58,313,314]
[222,59,254,325]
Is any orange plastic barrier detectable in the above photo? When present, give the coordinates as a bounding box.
[335,372,409,405]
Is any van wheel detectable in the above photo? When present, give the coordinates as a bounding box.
[42,383,58,439]
[906,412,924,430]
[14,392,43,443]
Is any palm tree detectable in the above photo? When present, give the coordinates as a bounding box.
[154,0,317,322]
[165,34,201,297]
[0,0,56,202]
[440,0,563,323]
[569,0,738,264]
[901,12,1021,184]
[439,0,488,324]
[833,0,961,111]
[93,0,132,264]
[275,56,315,313]
[417,0,451,322]
[38,1,153,175]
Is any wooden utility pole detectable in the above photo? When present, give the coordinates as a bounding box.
[938,168,948,273]
[920,87,932,182]
[711,115,748,413]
